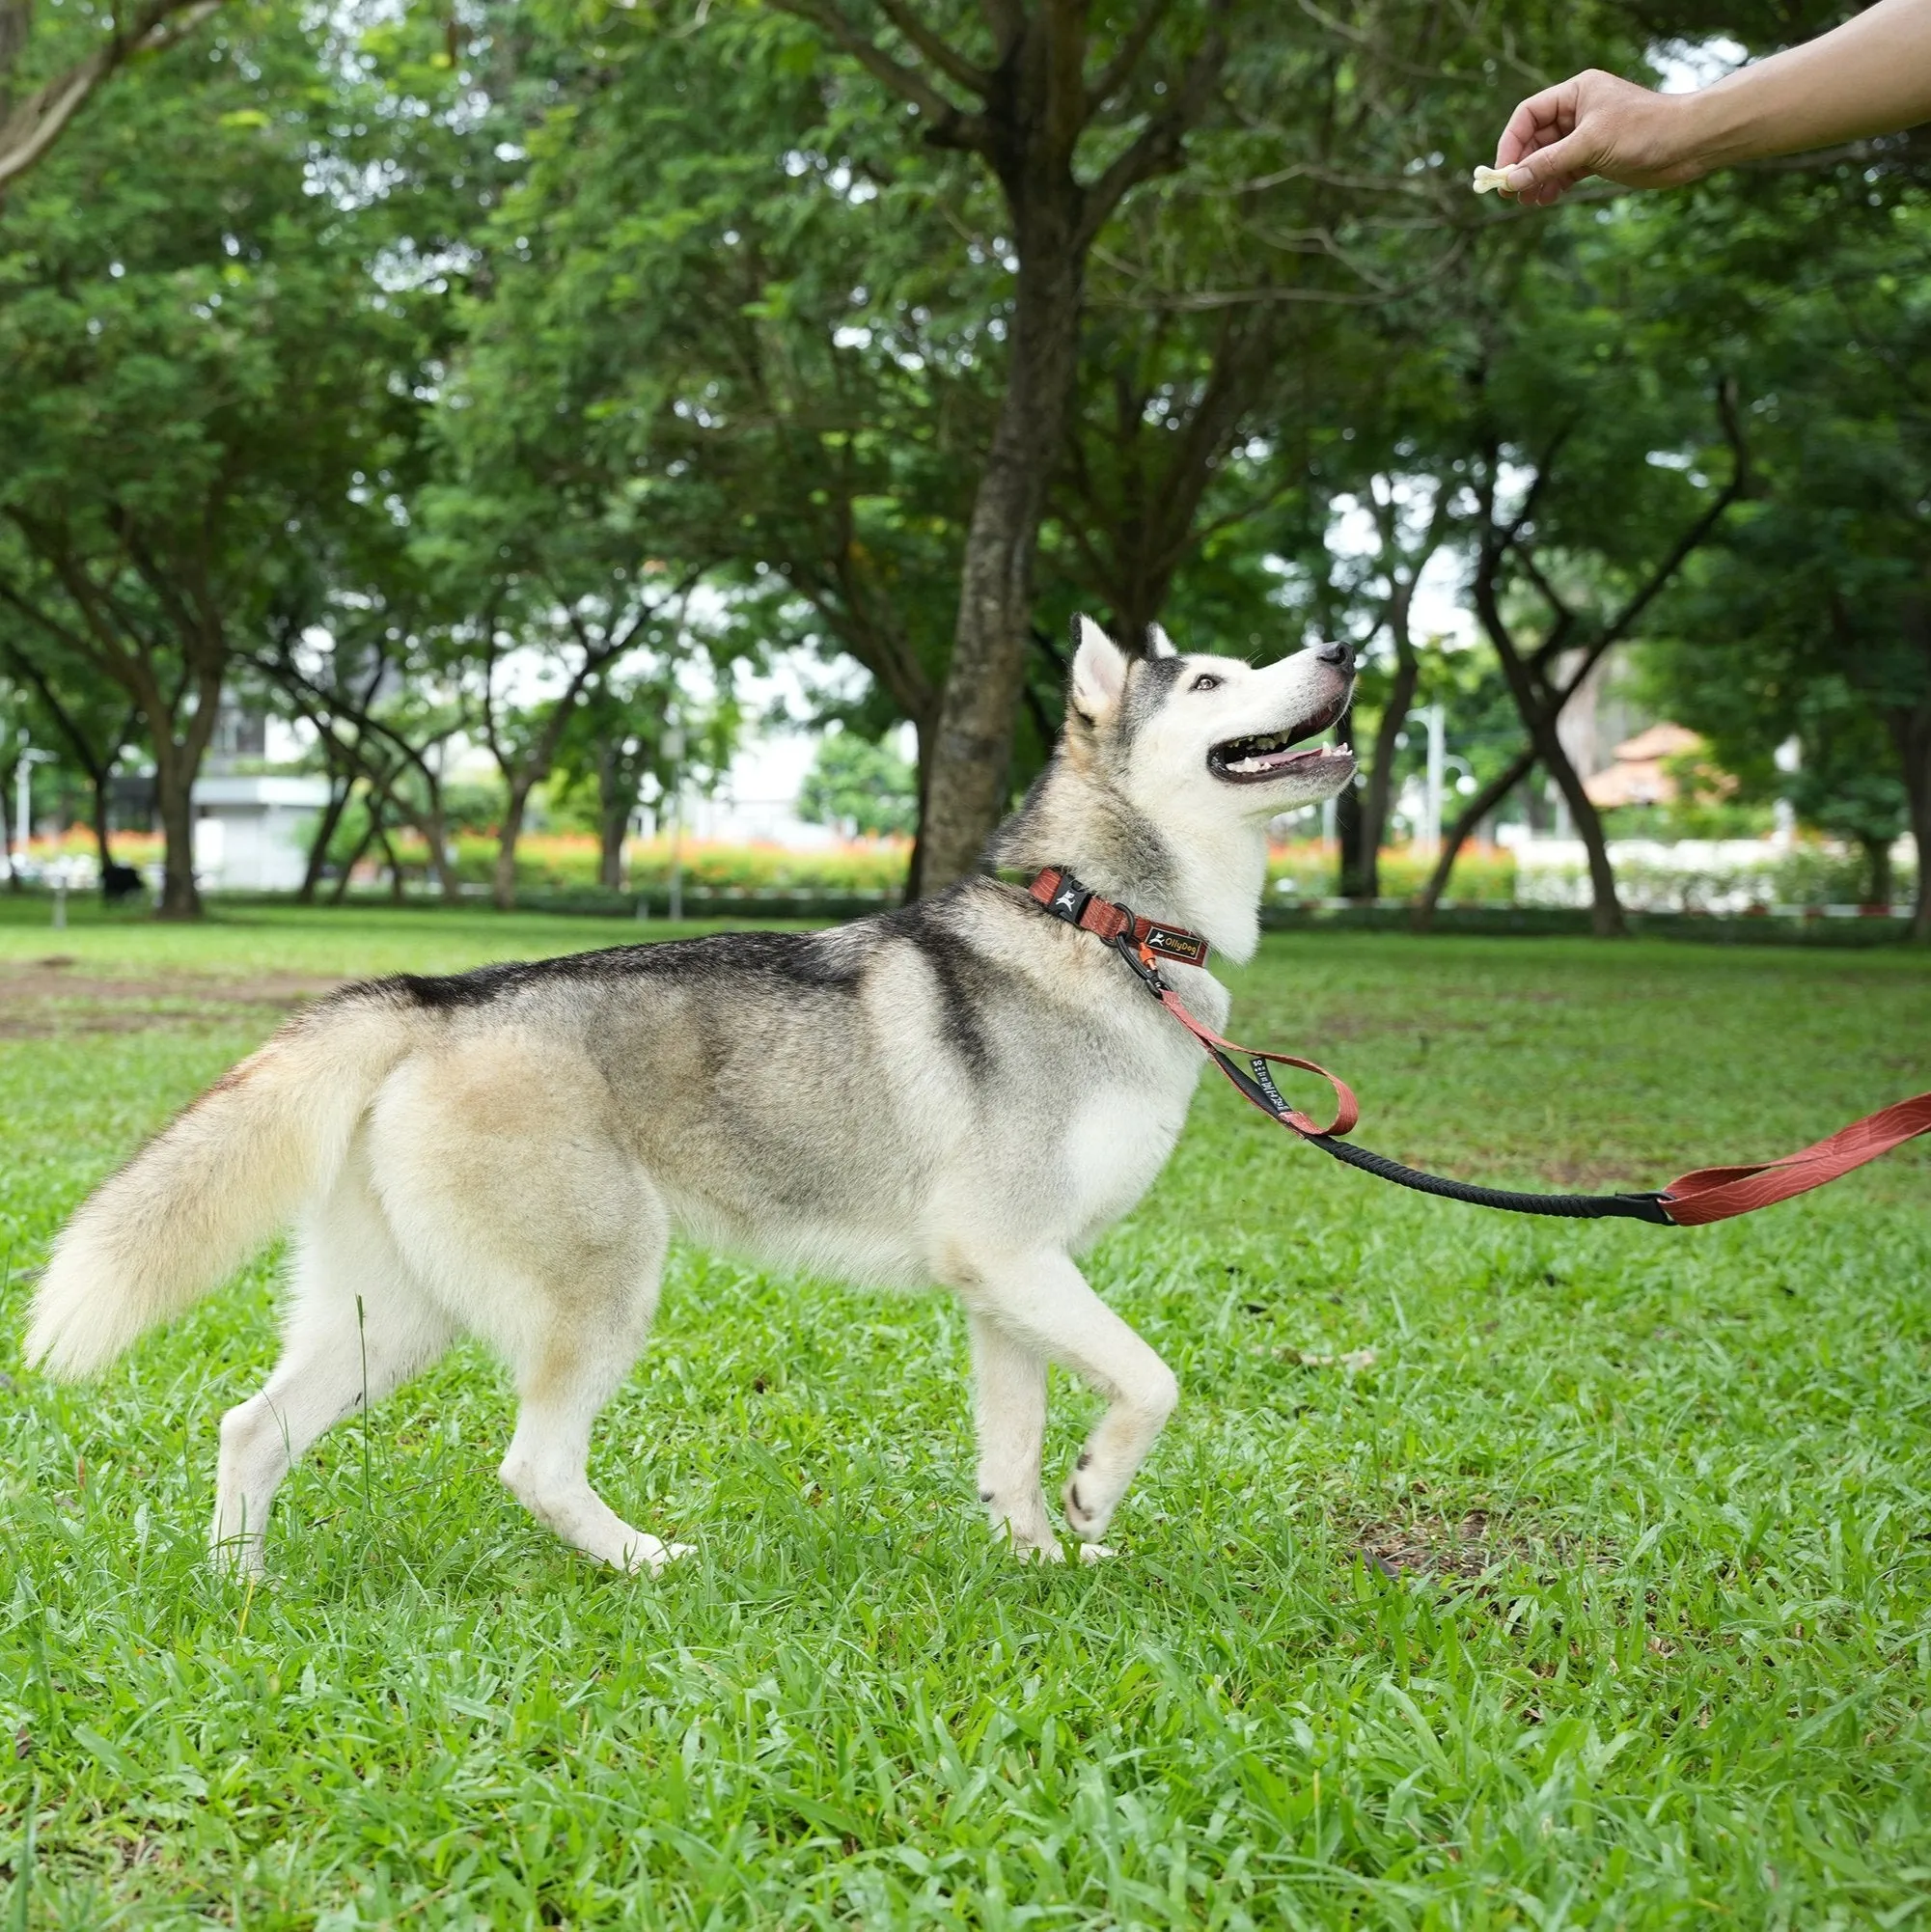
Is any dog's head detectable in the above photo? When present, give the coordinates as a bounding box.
[1062,615,1357,825]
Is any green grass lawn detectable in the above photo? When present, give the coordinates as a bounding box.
[3,897,1930,1928]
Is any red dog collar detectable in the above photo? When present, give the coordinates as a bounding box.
[1028,867,1210,968]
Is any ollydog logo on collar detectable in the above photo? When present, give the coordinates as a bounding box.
[1140,923,1207,966]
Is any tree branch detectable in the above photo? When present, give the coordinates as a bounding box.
[977,0,1022,62]
[1073,0,1229,252]
[873,0,988,95]
[1412,743,1535,925]
[0,635,128,789]
[1087,0,1172,113]
[766,0,987,149]
[0,0,225,191]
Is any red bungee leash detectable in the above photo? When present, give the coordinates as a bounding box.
[1028,868,1931,1228]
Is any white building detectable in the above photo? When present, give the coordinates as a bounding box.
[190,774,332,892]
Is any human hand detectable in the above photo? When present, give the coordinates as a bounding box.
[1494,69,1709,207]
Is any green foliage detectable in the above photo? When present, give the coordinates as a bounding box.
[4,905,1930,1920]
[440,1,991,768]
[0,0,445,907]
[7,0,1931,916]
[1268,840,1521,904]
[1631,170,1931,912]
[1599,797,1779,842]
[624,837,907,894]
[797,729,917,838]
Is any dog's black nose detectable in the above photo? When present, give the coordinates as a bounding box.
[1315,640,1354,672]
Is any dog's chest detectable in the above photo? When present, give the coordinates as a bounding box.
[1055,1000,1208,1233]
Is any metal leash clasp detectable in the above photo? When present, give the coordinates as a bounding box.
[1110,925,1170,998]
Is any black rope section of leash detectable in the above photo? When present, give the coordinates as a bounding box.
[1102,925,1679,1228]
[1285,1124,1674,1225]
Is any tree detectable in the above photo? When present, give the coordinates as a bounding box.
[0,0,226,196]
[764,0,1242,893]
[252,614,471,905]
[1609,154,1931,939]
[0,7,429,915]
[415,428,708,910]
[1387,181,1759,934]
[765,0,1710,890]
[439,6,996,894]
[550,659,739,893]
[0,623,138,874]
[1319,471,1461,898]
[421,0,1618,907]
[799,728,918,836]
[1646,635,1909,904]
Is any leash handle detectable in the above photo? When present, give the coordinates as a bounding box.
[1155,985,1360,1138]
[1659,1091,1931,1224]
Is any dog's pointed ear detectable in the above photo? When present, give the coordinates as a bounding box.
[1145,622,1177,660]
[1069,614,1128,723]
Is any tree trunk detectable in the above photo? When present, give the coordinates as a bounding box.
[0,773,14,893]
[378,823,406,903]
[328,802,384,905]
[397,772,460,902]
[425,800,459,902]
[598,790,628,892]
[598,814,624,893]
[1861,834,1893,909]
[1541,722,1623,936]
[493,782,532,912]
[1356,643,1420,901]
[298,772,352,904]
[1888,704,1931,942]
[595,738,632,892]
[87,766,116,874]
[1334,713,1365,899]
[904,713,934,903]
[152,748,201,920]
[914,199,1084,896]
[1414,747,1535,931]
[1475,575,1624,938]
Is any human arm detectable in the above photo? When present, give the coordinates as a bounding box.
[1493,0,1931,207]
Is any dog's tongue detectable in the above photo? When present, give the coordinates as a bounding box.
[1228,744,1334,777]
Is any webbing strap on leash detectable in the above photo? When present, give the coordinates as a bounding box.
[1029,866,1931,1228]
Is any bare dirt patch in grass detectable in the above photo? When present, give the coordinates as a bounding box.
[1355,1508,1586,1582]
[0,959,345,1035]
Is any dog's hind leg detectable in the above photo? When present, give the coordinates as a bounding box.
[957,1249,1178,1554]
[496,1288,690,1574]
[211,1143,453,1578]
[369,1035,691,1574]
[966,1311,1059,1560]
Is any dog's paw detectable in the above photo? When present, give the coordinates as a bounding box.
[1007,1533,1066,1564]
[623,1535,696,1574]
[1078,1542,1117,1564]
[207,1538,267,1585]
[1062,1472,1112,1543]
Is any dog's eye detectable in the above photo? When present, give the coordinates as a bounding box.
[1190,674,1222,693]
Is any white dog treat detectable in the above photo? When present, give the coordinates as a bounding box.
[1472,164,1512,194]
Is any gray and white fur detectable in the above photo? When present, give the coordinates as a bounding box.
[23,617,1356,1573]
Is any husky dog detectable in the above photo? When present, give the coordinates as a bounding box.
[23,618,1355,1573]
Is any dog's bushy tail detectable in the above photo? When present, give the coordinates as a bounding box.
[24,992,420,1380]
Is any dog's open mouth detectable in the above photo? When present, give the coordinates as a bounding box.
[1207,696,1353,785]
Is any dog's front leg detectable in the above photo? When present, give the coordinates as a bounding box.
[967,1311,1059,1560]
[962,1250,1178,1555]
